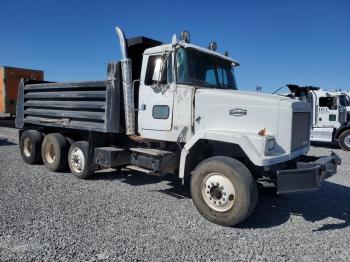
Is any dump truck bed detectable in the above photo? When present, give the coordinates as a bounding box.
[15,62,124,133]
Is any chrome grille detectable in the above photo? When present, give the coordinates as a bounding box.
[291,112,310,151]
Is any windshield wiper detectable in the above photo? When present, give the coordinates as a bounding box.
[178,79,224,88]
[188,79,217,87]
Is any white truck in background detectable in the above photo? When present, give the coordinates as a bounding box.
[331,90,350,117]
[287,85,350,151]
[15,27,340,227]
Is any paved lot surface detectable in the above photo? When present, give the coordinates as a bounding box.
[0,125,349,261]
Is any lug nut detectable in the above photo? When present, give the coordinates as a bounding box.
[222,198,225,201]
[207,191,209,194]
[221,186,224,190]
[218,201,221,205]
[209,197,212,200]
[229,194,234,201]
[213,201,216,204]
[216,182,219,186]
[223,192,226,196]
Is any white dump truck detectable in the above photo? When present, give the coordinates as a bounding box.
[287,85,350,151]
[15,27,340,226]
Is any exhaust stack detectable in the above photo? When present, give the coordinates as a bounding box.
[115,27,135,135]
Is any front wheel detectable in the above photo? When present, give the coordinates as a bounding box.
[191,156,258,227]
[339,129,350,151]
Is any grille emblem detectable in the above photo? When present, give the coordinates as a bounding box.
[229,108,247,117]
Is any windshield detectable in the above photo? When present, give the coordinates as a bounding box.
[339,95,350,107]
[176,47,237,90]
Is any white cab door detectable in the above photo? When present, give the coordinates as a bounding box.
[138,54,174,131]
[316,96,338,127]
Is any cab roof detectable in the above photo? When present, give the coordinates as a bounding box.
[183,43,239,66]
[143,42,240,66]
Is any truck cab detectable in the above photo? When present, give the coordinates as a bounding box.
[287,85,350,150]
[137,38,313,164]
[137,40,238,142]
[334,91,350,119]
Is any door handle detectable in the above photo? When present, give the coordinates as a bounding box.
[140,104,146,111]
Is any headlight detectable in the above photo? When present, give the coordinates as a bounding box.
[265,137,276,155]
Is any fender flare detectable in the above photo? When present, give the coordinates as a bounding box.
[179,130,270,178]
[335,124,350,139]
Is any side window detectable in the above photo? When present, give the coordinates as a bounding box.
[329,115,337,121]
[153,105,169,119]
[145,55,162,86]
[167,55,173,84]
[319,97,337,110]
[145,54,172,86]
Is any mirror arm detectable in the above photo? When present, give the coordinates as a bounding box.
[133,79,140,89]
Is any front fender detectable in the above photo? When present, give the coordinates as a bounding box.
[335,123,350,139]
[178,129,309,178]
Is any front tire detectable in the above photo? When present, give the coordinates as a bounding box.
[41,133,69,172]
[19,130,43,164]
[68,141,93,179]
[191,156,258,227]
[339,129,350,151]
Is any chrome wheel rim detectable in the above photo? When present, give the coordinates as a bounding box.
[70,148,85,173]
[344,134,350,148]
[23,137,33,157]
[201,172,235,212]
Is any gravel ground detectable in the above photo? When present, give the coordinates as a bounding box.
[0,125,349,261]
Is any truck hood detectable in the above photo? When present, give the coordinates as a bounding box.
[194,88,311,156]
[194,88,310,112]
[195,88,293,108]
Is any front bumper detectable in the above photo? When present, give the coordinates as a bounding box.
[276,152,341,194]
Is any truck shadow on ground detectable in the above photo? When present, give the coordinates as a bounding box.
[311,141,340,149]
[92,170,190,198]
[238,181,350,231]
[92,170,350,231]
[0,138,17,146]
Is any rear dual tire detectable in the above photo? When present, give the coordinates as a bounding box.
[19,130,43,164]
[19,131,93,178]
[41,133,69,172]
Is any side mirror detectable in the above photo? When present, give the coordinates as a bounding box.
[152,57,164,83]
[152,52,171,88]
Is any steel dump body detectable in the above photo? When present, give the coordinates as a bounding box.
[0,66,43,114]
[15,62,124,133]
[15,36,161,133]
